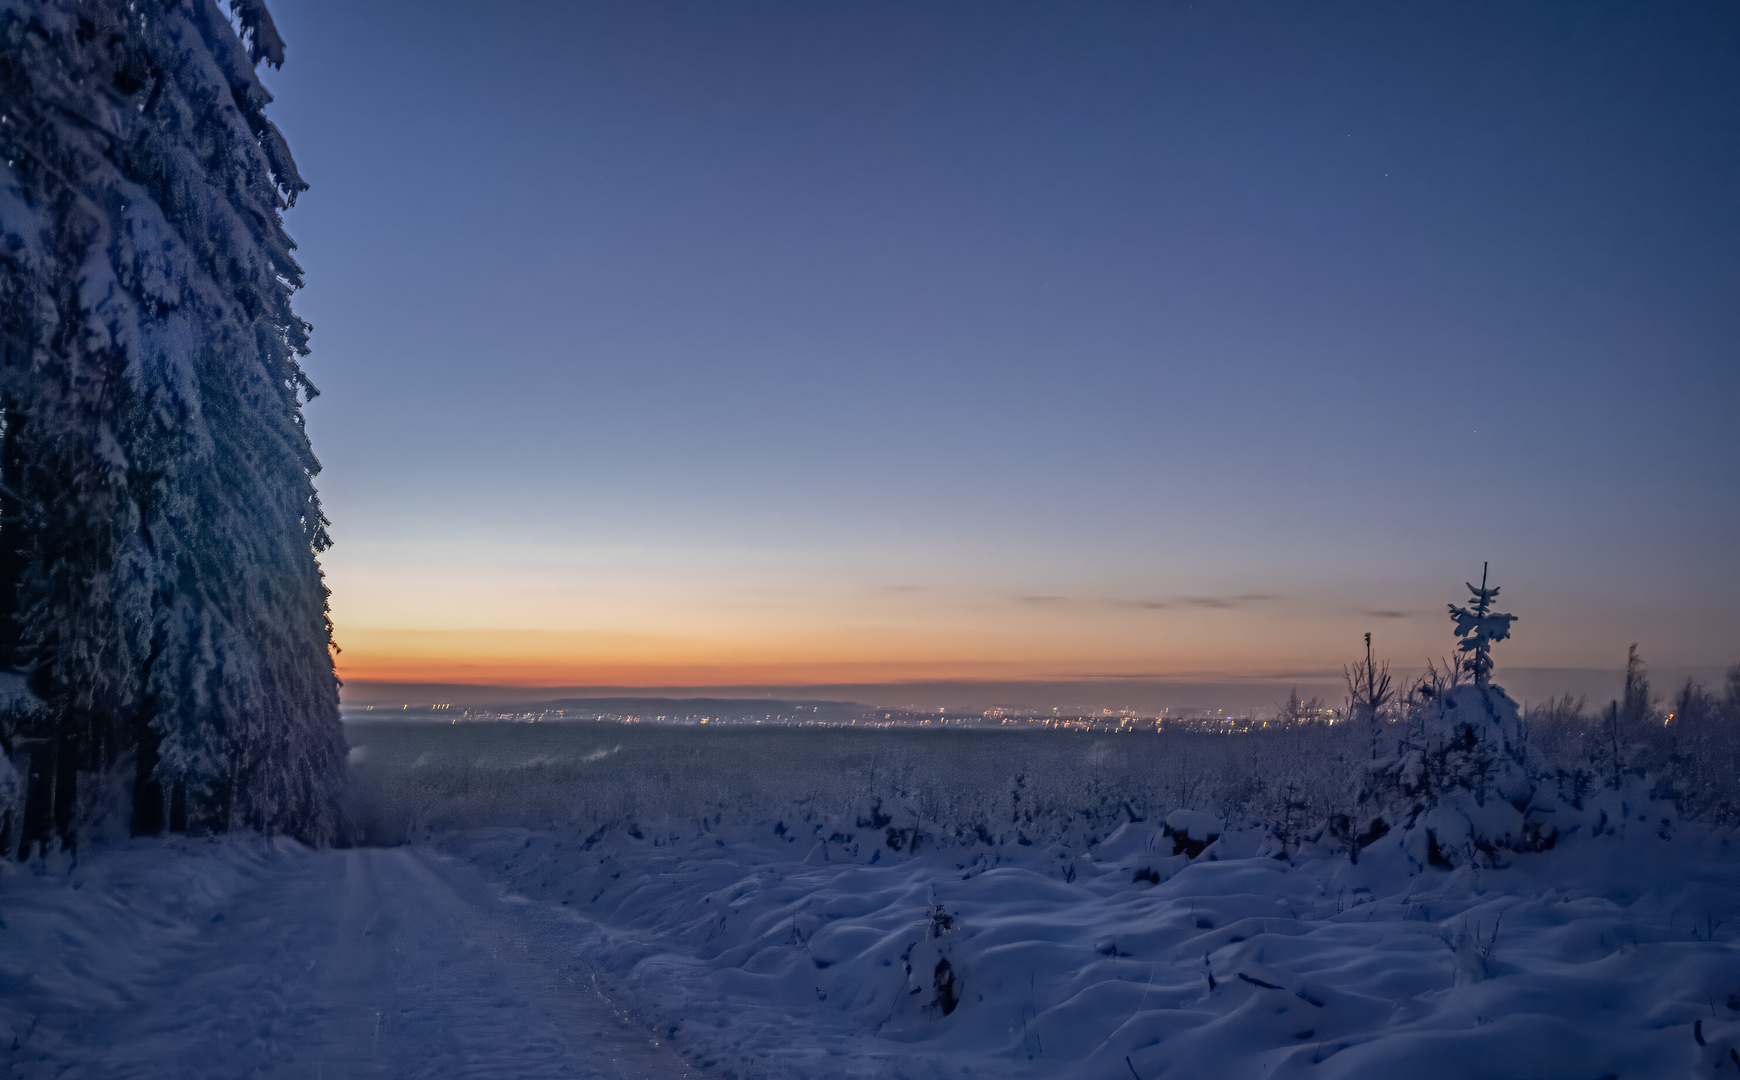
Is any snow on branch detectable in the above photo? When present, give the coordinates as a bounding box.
[1447,562,1516,686]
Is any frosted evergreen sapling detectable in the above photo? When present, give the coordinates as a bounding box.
[1351,568,1551,868]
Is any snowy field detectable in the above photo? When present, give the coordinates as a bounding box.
[6,717,1740,1078]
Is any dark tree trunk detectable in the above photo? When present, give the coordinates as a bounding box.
[17,736,55,859]
[0,402,23,670]
[131,726,165,837]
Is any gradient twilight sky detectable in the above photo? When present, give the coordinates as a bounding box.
[258,1,1739,690]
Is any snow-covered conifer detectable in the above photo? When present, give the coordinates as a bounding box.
[1353,568,1554,868]
[1447,563,1516,686]
[0,0,345,852]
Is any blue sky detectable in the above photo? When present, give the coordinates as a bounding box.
[260,1,1739,686]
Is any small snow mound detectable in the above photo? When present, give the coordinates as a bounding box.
[1092,822,1166,863]
[1165,810,1225,859]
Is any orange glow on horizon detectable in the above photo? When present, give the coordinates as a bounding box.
[330,620,1360,688]
[331,625,1196,687]
[323,566,1617,689]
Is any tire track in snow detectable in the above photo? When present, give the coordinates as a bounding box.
[371,846,697,1080]
[2,845,695,1080]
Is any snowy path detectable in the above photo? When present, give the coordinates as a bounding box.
[1,844,695,1080]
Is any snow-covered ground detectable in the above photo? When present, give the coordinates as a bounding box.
[439,806,1740,1079]
[6,807,1738,1078]
[0,840,692,1079]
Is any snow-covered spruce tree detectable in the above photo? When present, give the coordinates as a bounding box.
[1351,567,1554,869]
[1447,562,1514,688]
[0,0,346,854]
